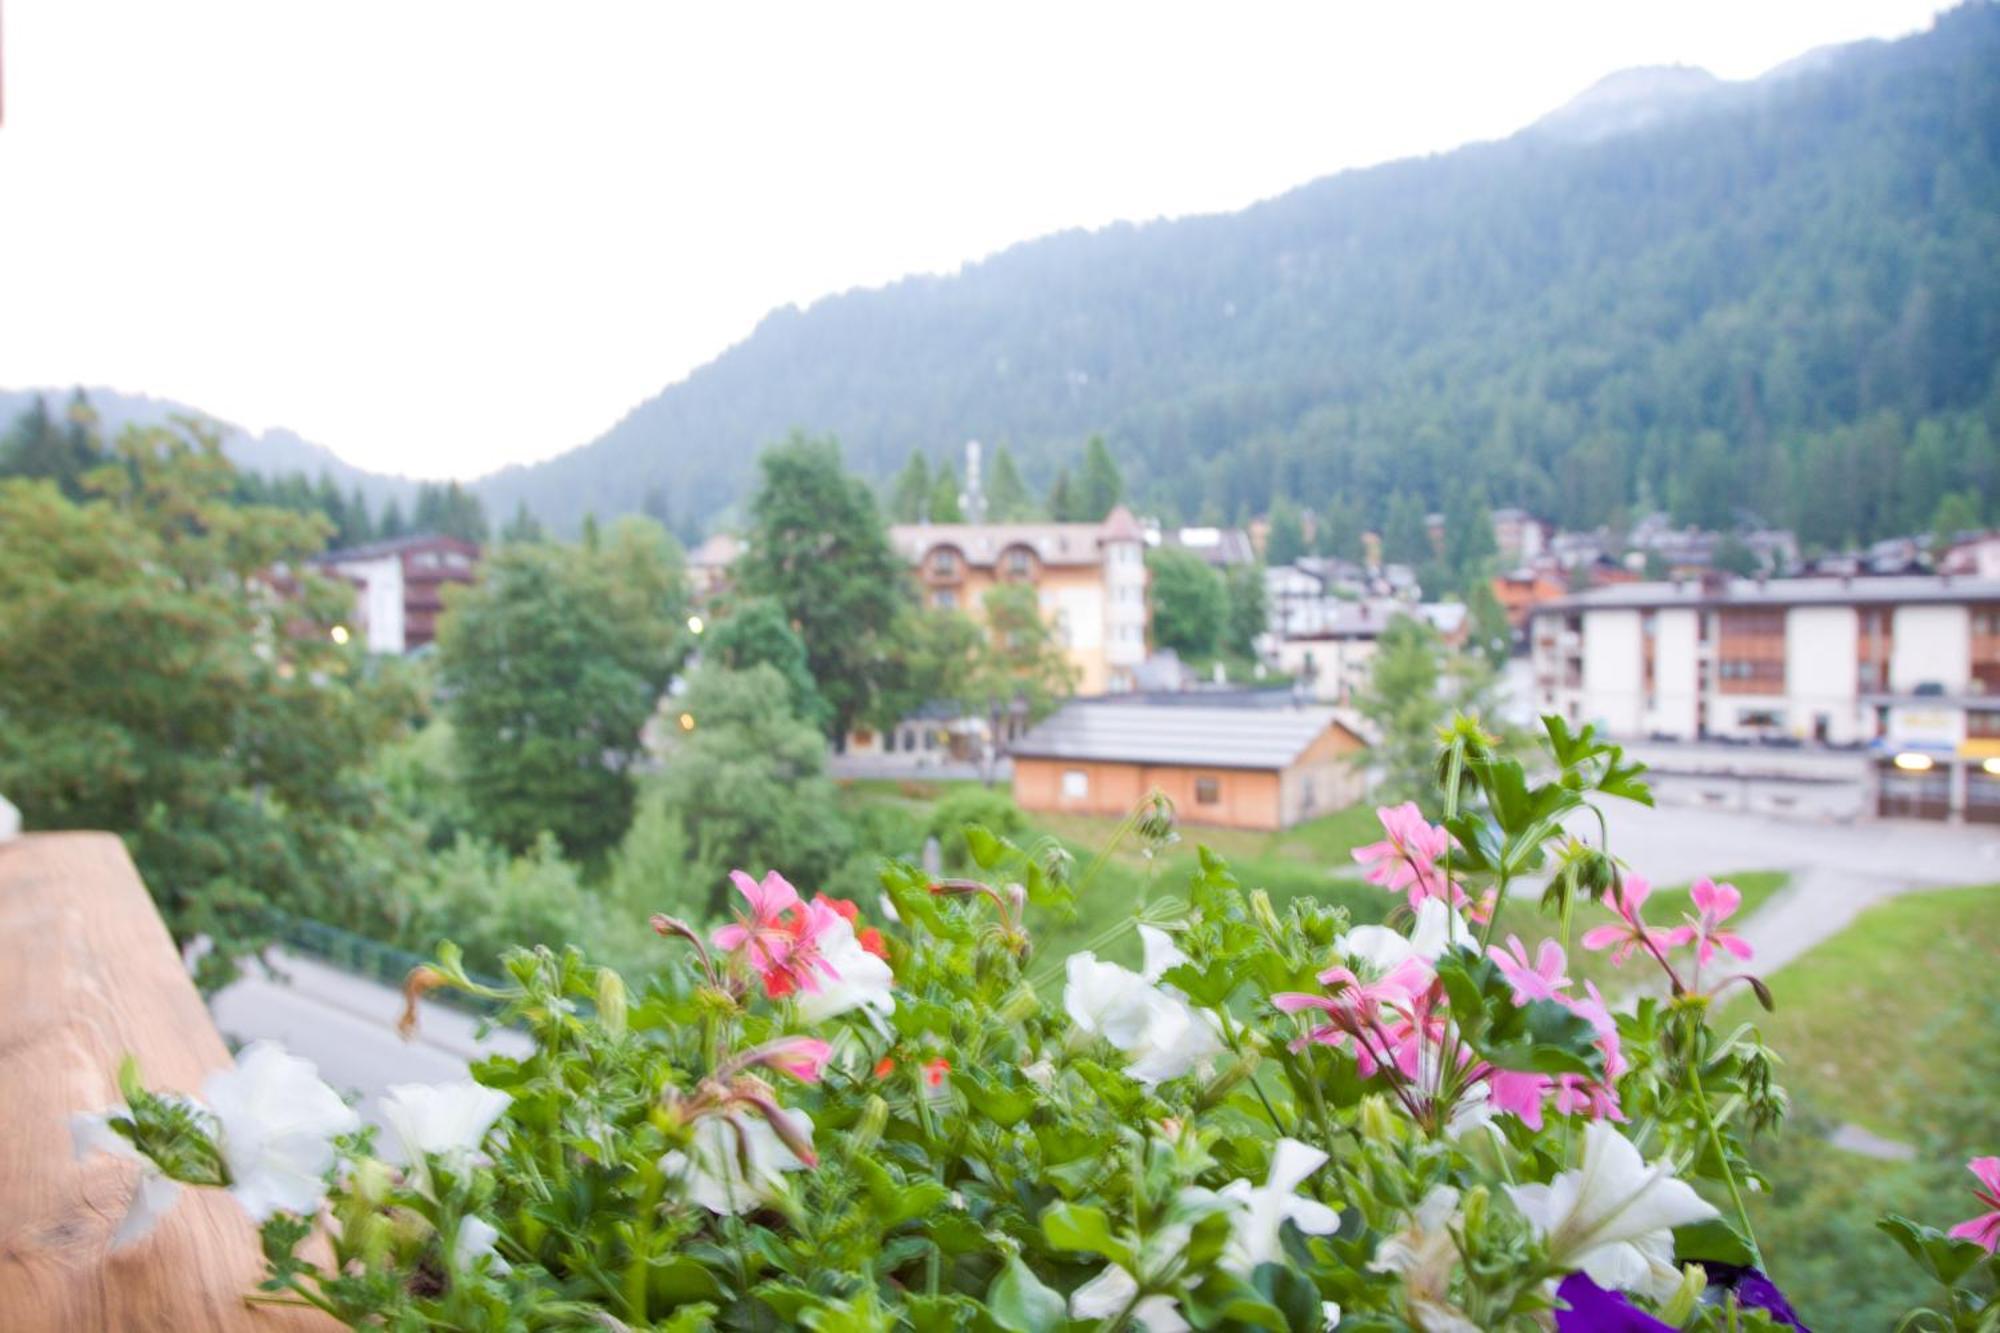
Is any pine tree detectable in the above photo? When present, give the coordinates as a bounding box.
[502,500,545,544]
[1077,436,1123,521]
[928,461,964,522]
[986,444,1034,519]
[1382,491,1430,567]
[889,450,931,522]
[1047,468,1077,522]
[1319,496,1365,562]
[379,497,407,539]
[1265,498,1307,565]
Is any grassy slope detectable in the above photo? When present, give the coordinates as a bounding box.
[1731,884,2000,1333]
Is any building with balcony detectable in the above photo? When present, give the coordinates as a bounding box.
[314,534,481,654]
[889,506,1149,697]
[1528,576,2000,821]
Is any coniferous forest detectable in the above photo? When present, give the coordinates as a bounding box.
[457,4,2000,545]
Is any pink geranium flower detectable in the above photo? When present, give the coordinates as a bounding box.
[1579,873,1676,970]
[1487,1068,1553,1130]
[1666,878,1754,967]
[711,870,843,998]
[1352,803,1460,910]
[1949,1156,2000,1252]
[1274,957,1433,1075]
[713,870,805,973]
[1489,936,1571,1003]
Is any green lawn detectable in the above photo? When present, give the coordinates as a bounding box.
[1728,883,2000,1333]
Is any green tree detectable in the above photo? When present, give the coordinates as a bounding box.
[501,500,545,544]
[1711,534,1761,577]
[702,596,831,731]
[1265,498,1307,566]
[0,420,411,985]
[0,390,106,498]
[1464,578,1513,668]
[654,664,854,916]
[1223,562,1268,658]
[597,514,691,671]
[1318,496,1366,562]
[1147,546,1227,658]
[1047,467,1078,522]
[1076,435,1123,521]
[414,480,489,543]
[1930,490,1982,553]
[1382,491,1430,567]
[962,583,1078,776]
[1442,488,1497,594]
[438,542,667,860]
[379,497,408,538]
[1354,615,1502,805]
[928,460,964,523]
[986,444,1034,520]
[735,434,913,737]
[889,449,931,523]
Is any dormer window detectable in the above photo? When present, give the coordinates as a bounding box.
[1005,548,1032,578]
[930,549,958,578]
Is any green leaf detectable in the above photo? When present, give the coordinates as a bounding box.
[1674,1217,1756,1268]
[1876,1213,1988,1288]
[960,1075,1040,1129]
[986,1254,1068,1332]
[965,823,1006,870]
[1251,1261,1328,1333]
[1040,1201,1131,1266]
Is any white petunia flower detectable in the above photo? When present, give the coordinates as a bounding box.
[1065,927,1224,1088]
[380,1082,511,1166]
[1338,898,1469,973]
[1219,1137,1341,1274]
[1069,1263,1191,1333]
[1371,1185,1481,1333]
[453,1214,510,1273]
[796,916,895,1022]
[202,1042,359,1222]
[1507,1121,1719,1302]
[70,1108,184,1250]
[660,1109,813,1215]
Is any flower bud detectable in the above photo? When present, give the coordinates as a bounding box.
[398,966,447,1039]
[1248,889,1282,939]
[595,967,628,1040]
[350,1155,395,1208]
[1359,1093,1399,1144]
[1659,1264,1706,1325]
[1460,1184,1489,1238]
[995,985,1040,1027]
[851,1095,890,1153]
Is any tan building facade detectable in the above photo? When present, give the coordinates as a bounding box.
[1011,703,1366,831]
[890,507,1149,696]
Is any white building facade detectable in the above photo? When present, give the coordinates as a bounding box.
[1530,577,2000,821]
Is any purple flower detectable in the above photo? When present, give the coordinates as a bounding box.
[1707,1263,1812,1331]
[1554,1274,1674,1332]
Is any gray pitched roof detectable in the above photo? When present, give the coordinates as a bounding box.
[1011,702,1355,771]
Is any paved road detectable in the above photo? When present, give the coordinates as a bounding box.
[208,950,531,1128]
[1551,801,2000,974]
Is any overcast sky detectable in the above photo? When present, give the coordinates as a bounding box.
[0,1,1950,479]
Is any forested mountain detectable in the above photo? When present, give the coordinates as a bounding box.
[475,4,2000,548]
[0,387,420,509]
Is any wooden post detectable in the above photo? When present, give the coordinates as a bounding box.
[0,832,334,1330]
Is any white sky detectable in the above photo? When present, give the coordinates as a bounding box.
[0,2,1949,480]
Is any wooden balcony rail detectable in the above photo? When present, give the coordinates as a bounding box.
[0,832,335,1331]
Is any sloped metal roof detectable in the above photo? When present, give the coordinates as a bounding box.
[1011,702,1355,771]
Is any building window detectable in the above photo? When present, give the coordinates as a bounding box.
[932,589,957,610]
[929,550,958,577]
[1005,549,1032,577]
[1061,769,1089,799]
[1969,710,2000,740]
[1195,775,1221,805]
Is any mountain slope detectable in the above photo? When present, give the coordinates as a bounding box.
[0,387,420,506]
[477,3,2000,548]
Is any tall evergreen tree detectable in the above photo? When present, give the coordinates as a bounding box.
[928,461,964,522]
[502,500,545,544]
[1265,498,1307,566]
[1047,468,1078,522]
[379,497,407,539]
[1319,496,1365,562]
[985,444,1033,520]
[889,449,931,522]
[1382,491,1430,567]
[1146,547,1227,658]
[1076,435,1123,521]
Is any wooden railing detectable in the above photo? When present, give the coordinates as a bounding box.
[0,832,334,1330]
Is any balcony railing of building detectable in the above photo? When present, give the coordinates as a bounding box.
[0,832,336,1331]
